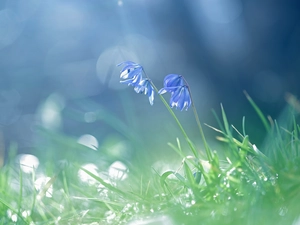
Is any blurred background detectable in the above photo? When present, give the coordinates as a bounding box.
[0,0,300,169]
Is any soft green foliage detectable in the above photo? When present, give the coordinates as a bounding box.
[1,97,300,224]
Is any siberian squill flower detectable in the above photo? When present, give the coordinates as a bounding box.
[118,61,143,86]
[134,78,155,105]
[162,73,185,88]
[158,74,191,111]
[118,61,155,105]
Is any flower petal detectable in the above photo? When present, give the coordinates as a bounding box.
[148,87,155,105]
[166,85,191,110]
[163,74,184,88]
[117,61,137,67]
[118,61,155,105]
[158,86,179,95]
[132,78,155,105]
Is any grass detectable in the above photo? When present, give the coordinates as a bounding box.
[1,94,300,225]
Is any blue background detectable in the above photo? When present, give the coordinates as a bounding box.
[0,0,299,160]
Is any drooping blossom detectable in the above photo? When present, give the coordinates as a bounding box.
[158,74,191,111]
[118,61,155,105]
[118,61,143,87]
[134,78,155,105]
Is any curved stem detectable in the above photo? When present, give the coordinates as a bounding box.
[143,69,199,158]
[182,77,212,162]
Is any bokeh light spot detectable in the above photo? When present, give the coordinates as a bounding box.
[34,176,53,198]
[108,161,128,180]
[128,215,173,225]
[7,209,18,222]
[77,134,98,150]
[17,154,39,174]
[84,111,97,123]
[118,0,123,7]
[78,163,99,185]
[38,93,65,130]
[96,46,137,90]
[22,210,31,218]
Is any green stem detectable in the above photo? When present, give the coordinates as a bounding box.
[181,76,212,162]
[158,89,199,158]
[143,70,199,158]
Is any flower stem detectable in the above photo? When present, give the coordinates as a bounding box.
[182,77,213,162]
[143,70,199,158]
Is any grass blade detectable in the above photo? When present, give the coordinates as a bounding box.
[244,91,270,132]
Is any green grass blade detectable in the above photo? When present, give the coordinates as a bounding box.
[244,91,270,132]
[220,104,231,136]
[242,116,246,136]
[183,162,196,187]
[18,166,23,216]
[0,197,29,224]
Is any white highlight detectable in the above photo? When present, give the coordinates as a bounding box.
[84,111,97,123]
[128,215,173,225]
[18,154,39,174]
[77,134,98,150]
[108,161,128,180]
[34,176,53,198]
[78,163,98,185]
[39,93,65,130]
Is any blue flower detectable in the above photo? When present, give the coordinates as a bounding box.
[118,61,143,86]
[134,78,155,105]
[158,74,184,95]
[158,74,192,111]
[169,85,191,111]
[118,61,155,105]
[163,74,184,88]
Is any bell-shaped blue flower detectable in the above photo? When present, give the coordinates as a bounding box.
[118,61,143,86]
[118,61,155,105]
[163,74,184,88]
[158,74,192,111]
[134,78,155,105]
[169,85,191,111]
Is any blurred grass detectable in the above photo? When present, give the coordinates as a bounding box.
[0,96,300,224]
